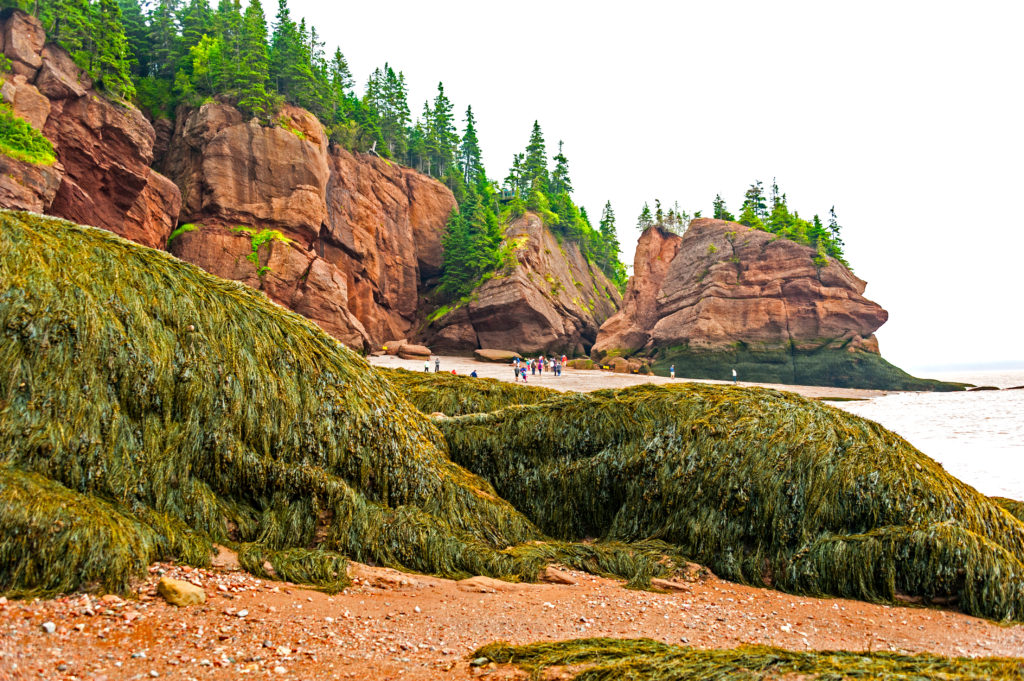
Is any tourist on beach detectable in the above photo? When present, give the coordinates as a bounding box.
[434,357,440,373]
[513,364,520,381]
[521,366,528,382]
[670,364,675,379]
[424,361,429,372]
[531,360,536,376]
[470,369,478,378]
[732,368,738,383]
[561,354,567,366]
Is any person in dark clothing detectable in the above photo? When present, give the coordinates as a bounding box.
[470,369,478,378]
[434,357,440,373]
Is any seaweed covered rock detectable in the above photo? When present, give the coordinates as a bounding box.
[436,382,1024,621]
[0,210,566,597]
[475,638,1024,681]
[379,368,558,416]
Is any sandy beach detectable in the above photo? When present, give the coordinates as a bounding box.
[369,354,893,401]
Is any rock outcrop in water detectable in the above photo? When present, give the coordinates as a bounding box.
[424,212,622,355]
[594,219,955,390]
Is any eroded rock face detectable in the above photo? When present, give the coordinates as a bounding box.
[161,102,456,350]
[0,10,181,247]
[424,212,622,355]
[595,219,887,358]
[592,220,952,389]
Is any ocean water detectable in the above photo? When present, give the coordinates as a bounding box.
[836,370,1024,500]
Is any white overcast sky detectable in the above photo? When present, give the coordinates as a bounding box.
[289,0,1023,371]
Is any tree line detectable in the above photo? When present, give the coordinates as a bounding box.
[3,0,628,301]
[636,179,848,266]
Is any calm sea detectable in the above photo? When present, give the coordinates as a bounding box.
[836,369,1024,500]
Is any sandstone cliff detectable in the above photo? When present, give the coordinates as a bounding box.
[0,10,180,248]
[595,219,954,390]
[424,212,622,355]
[159,102,456,350]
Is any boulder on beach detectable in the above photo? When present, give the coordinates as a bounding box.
[157,577,206,607]
[474,349,523,363]
[398,343,431,360]
[382,339,407,355]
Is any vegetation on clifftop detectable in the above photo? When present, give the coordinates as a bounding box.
[638,178,849,266]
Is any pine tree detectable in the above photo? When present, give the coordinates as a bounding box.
[425,82,457,177]
[94,0,136,100]
[742,180,768,222]
[550,140,572,196]
[145,0,181,79]
[654,199,663,225]
[234,0,272,119]
[827,206,845,253]
[458,105,485,186]
[522,120,548,193]
[637,202,654,231]
[712,194,734,221]
[117,0,148,77]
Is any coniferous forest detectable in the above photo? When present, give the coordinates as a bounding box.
[0,0,629,300]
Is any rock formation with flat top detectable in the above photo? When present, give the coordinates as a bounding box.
[594,219,955,390]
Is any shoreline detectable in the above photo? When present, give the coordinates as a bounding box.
[369,354,897,401]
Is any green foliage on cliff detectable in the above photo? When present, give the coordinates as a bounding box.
[231,225,293,276]
[2,0,135,100]
[473,638,1024,681]
[435,382,1024,622]
[0,102,55,165]
[0,210,672,597]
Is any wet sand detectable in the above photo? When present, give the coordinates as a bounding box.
[369,354,892,401]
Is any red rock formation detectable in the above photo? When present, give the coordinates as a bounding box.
[161,102,456,350]
[594,219,887,358]
[424,213,622,355]
[0,10,181,247]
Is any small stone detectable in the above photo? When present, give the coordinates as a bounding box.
[413,606,421,613]
[273,666,287,674]
[149,672,159,678]
[157,577,206,607]
[470,657,490,667]
[236,609,248,617]
[40,621,56,634]
[132,652,147,659]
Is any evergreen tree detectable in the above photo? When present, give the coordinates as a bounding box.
[117,0,148,77]
[94,0,136,99]
[145,0,181,79]
[828,206,845,252]
[40,0,94,72]
[741,180,768,222]
[522,120,548,192]
[550,140,572,196]
[712,194,734,221]
[425,82,457,178]
[637,202,654,231]
[234,0,272,119]
[654,198,663,225]
[458,105,484,186]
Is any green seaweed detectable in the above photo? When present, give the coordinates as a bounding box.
[473,638,1024,680]
[435,382,1024,621]
[0,210,632,596]
[378,367,559,416]
[649,344,965,391]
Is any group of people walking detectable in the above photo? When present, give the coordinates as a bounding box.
[512,354,566,382]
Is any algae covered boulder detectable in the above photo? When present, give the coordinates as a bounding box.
[0,210,554,596]
[435,382,1024,621]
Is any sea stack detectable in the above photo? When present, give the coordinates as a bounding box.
[593,219,955,390]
